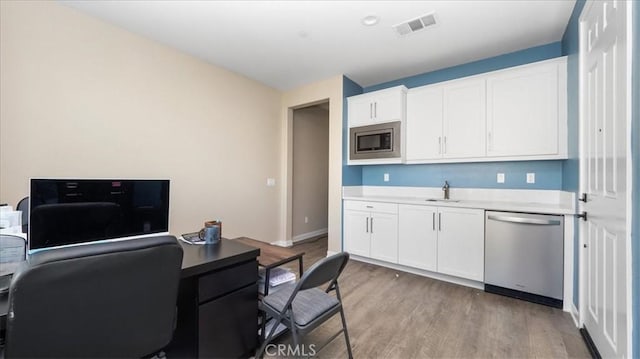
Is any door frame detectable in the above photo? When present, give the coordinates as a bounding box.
[577,1,634,357]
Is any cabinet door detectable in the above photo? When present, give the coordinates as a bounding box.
[343,210,371,257]
[199,284,258,358]
[442,78,486,158]
[486,61,560,157]
[406,86,444,161]
[436,207,484,281]
[398,205,437,271]
[369,212,398,263]
[347,95,373,127]
[373,89,404,123]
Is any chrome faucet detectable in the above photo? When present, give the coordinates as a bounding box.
[442,181,450,200]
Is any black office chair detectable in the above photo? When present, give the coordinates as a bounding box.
[3,235,183,358]
[257,252,353,358]
[15,197,28,234]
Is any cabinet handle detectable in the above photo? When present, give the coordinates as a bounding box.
[438,213,442,231]
[443,136,447,154]
[371,217,374,233]
[366,217,369,233]
[438,137,442,154]
[374,102,377,118]
[369,103,373,119]
[432,212,435,231]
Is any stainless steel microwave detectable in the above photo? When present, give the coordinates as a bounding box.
[349,121,401,160]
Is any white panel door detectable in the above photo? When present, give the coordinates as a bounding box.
[398,204,438,271]
[436,207,485,281]
[405,86,444,161]
[343,210,370,257]
[442,78,487,158]
[369,212,399,263]
[580,1,630,358]
[486,61,560,156]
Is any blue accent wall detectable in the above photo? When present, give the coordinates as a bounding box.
[362,161,563,189]
[631,2,639,357]
[342,76,363,185]
[365,42,562,92]
[561,0,586,310]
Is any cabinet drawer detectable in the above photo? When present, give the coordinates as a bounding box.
[198,260,257,303]
[198,284,258,358]
[344,200,398,214]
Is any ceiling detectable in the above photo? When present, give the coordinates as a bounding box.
[60,0,576,91]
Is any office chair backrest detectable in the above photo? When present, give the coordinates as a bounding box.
[298,252,349,291]
[16,197,28,233]
[0,234,26,264]
[4,235,184,358]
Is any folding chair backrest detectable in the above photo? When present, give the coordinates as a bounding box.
[298,252,349,291]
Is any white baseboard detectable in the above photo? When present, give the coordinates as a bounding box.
[271,240,293,247]
[326,250,338,257]
[570,302,580,328]
[292,228,327,243]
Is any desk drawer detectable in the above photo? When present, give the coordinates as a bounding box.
[198,260,257,303]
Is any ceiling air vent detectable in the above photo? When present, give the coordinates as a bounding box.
[393,12,437,36]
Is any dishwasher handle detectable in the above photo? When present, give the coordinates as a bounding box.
[487,214,561,226]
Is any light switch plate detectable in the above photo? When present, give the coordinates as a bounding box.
[526,173,536,184]
[267,178,276,187]
[497,173,505,183]
[383,173,390,182]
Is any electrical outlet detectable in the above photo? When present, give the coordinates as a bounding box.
[526,173,536,184]
[497,173,505,183]
[304,216,309,224]
[266,178,276,187]
[383,173,390,182]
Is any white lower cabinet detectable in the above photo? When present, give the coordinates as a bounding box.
[343,201,398,263]
[435,207,485,282]
[397,204,485,282]
[398,204,438,271]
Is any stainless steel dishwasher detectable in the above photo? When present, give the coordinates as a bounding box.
[485,211,564,308]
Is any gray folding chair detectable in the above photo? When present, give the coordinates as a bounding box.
[257,252,353,358]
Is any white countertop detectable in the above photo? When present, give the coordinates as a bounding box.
[342,186,576,216]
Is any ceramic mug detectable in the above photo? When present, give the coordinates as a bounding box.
[198,220,221,243]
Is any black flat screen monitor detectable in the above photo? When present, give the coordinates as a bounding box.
[29,179,170,252]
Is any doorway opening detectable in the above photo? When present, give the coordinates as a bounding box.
[290,102,330,244]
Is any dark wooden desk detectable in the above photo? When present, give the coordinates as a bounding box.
[166,238,260,358]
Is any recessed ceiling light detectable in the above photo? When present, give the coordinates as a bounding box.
[361,15,379,26]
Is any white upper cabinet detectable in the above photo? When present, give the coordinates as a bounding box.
[442,78,486,159]
[486,59,567,158]
[404,57,567,164]
[347,86,407,127]
[406,85,443,161]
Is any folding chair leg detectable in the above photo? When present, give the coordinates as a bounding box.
[256,315,283,359]
[339,307,353,359]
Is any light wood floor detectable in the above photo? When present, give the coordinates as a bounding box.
[270,236,590,359]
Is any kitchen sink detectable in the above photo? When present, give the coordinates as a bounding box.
[425,198,461,203]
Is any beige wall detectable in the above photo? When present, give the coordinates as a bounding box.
[292,105,329,239]
[282,76,343,254]
[0,1,283,242]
